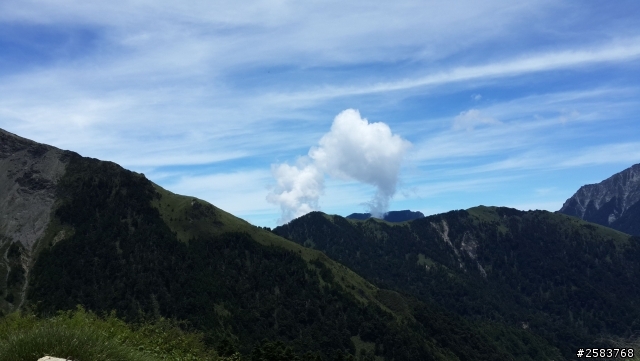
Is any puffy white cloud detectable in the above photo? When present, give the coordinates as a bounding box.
[452,109,500,131]
[267,158,324,224]
[268,109,411,223]
[310,109,411,217]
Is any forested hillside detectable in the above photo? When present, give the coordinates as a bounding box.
[14,127,640,360]
[274,207,640,359]
[0,146,560,360]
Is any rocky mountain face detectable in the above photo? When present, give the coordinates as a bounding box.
[0,129,70,250]
[346,210,424,222]
[0,128,567,360]
[559,163,640,235]
[0,129,72,310]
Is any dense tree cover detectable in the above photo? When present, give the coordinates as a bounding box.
[274,209,640,359]
[610,202,640,236]
[2,242,25,306]
[23,154,546,360]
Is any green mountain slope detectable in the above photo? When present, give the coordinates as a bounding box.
[25,154,408,359]
[0,130,564,360]
[273,207,640,359]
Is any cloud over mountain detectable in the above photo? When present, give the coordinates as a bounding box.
[267,158,324,225]
[268,109,410,223]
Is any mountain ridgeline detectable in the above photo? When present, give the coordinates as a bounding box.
[274,207,640,359]
[346,210,425,222]
[559,163,640,236]
[3,127,640,360]
[0,128,568,360]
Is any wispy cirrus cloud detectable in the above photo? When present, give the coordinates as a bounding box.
[1,1,640,226]
[408,87,640,165]
[444,142,640,178]
[262,39,640,105]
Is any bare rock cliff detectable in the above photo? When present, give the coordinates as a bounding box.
[0,129,72,310]
[559,163,640,235]
[0,129,69,251]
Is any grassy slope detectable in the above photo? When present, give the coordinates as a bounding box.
[0,307,222,361]
[151,184,395,316]
[467,205,630,245]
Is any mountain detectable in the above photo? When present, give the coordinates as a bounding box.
[559,163,640,235]
[274,207,640,359]
[0,128,563,360]
[346,210,424,222]
[0,129,71,310]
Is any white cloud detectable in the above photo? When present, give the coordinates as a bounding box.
[559,142,640,168]
[263,39,640,104]
[409,87,639,166]
[452,109,500,131]
[403,175,522,198]
[268,109,411,223]
[266,158,324,224]
[0,1,556,67]
[310,109,411,216]
[441,142,640,177]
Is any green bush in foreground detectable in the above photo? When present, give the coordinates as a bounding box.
[608,336,640,361]
[0,307,222,361]
[0,322,151,361]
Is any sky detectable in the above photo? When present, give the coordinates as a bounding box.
[1,1,640,228]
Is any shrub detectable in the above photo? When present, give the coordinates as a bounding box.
[0,307,220,361]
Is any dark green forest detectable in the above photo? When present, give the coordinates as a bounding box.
[274,208,640,359]
[23,153,564,360]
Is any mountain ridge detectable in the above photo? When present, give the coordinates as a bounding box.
[559,163,640,235]
[5,127,639,360]
[274,206,639,359]
[0,128,565,360]
[346,210,424,223]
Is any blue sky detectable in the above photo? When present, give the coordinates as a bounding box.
[2,1,640,227]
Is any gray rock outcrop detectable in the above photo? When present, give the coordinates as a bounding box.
[0,128,71,311]
[558,163,640,235]
[0,129,69,251]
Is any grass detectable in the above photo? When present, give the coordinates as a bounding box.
[551,212,630,246]
[606,336,640,360]
[350,335,383,361]
[0,322,151,361]
[149,183,397,313]
[466,206,509,234]
[467,205,630,246]
[0,307,224,361]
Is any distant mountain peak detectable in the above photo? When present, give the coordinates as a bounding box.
[558,163,640,235]
[346,209,425,222]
